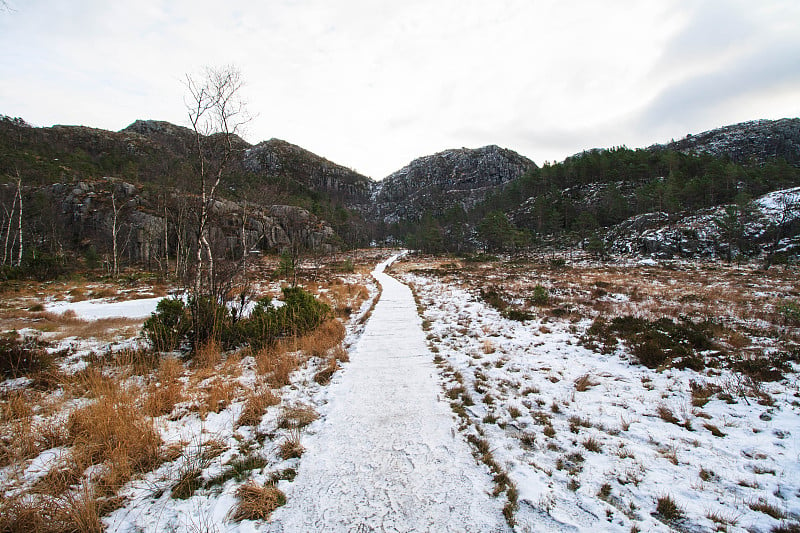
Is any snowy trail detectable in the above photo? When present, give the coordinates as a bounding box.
[270,254,508,532]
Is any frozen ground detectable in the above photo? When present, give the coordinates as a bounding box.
[400,265,800,532]
[45,296,164,320]
[270,254,508,532]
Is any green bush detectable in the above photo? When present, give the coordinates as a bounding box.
[733,353,793,382]
[778,301,800,325]
[0,333,53,378]
[144,288,331,353]
[336,258,355,273]
[480,287,508,311]
[276,251,295,279]
[531,285,549,305]
[279,287,330,336]
[0,252,72,282]
[191,296,232,348]
[142,298,190,352]
[502,309,533,322]
[586,316,714,369]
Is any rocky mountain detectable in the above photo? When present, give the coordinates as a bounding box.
[371,145,536,223]
[242,139,372,206]
[654,118,800,165]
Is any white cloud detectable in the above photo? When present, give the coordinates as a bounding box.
[1,0,798,179]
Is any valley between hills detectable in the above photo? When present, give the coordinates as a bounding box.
[0,113,799,532]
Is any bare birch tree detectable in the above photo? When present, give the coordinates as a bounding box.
[185,65,249,299]
[15,174,21,267]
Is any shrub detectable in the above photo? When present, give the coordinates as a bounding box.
[0,251,72,281]
[480,287,508,311]
[336,258,355,273]
[142,298,190,352]
[733,353,792,382]
[237,288,331,350]
[0,333,53,378]
[502,308,533,321]
[586,316,714,369]
[191,296,232,348]
[778,301,800,325]
[531,285,549,305]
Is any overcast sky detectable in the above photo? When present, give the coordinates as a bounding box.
[1,1,799,179]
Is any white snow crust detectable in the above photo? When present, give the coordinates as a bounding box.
[269,255,508,532]
[45,296,165,320]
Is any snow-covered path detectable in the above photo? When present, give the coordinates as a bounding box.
[270,255,508,532]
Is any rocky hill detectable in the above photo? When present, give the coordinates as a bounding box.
[605,187,800,260]
[242,139,372,206]
[3,113,800,263]
[371,145,535,223]
[0,117,372,208]
[654,118,800,165]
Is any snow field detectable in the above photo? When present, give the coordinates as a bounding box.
[403,271,800,532]
[0,266,381,532]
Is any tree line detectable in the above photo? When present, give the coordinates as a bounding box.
[392,146,800,255]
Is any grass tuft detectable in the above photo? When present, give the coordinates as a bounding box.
[229,481,286,522]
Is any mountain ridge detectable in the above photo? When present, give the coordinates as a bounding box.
[2,113,800,262]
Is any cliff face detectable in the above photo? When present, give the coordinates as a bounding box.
[655,118,800,165]
[37,178,336,263]
[371,145,536,223]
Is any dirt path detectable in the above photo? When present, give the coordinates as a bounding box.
[269,255,507,532]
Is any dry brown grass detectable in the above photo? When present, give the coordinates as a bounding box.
[313,357,339,385]
[237,388,280,427]
[574,374,596,391]
[256,348,299,388]
[332,345,349,363]
[320,280,370,317]
[66,392,162,476]
[198,378,238,418]
[66,366,118,399]
[193,340,222,369]
[112,346,160,374]
[1,389,33,421]
[0,494,57,533]
[404,255,800,350]
[278,428,304,459]
[0,417,40,467]
[278,404,318,429]
[143,379,185,417]
[229,481,286,522]
[656,404,680,425]
[297,319,345,357]
[135,362,182,419]
[157,355,183,382]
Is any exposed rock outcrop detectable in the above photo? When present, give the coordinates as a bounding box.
[371,145,536,223]
[40,179,336,263]
[606,187,800,259]
[653,118,800,166]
